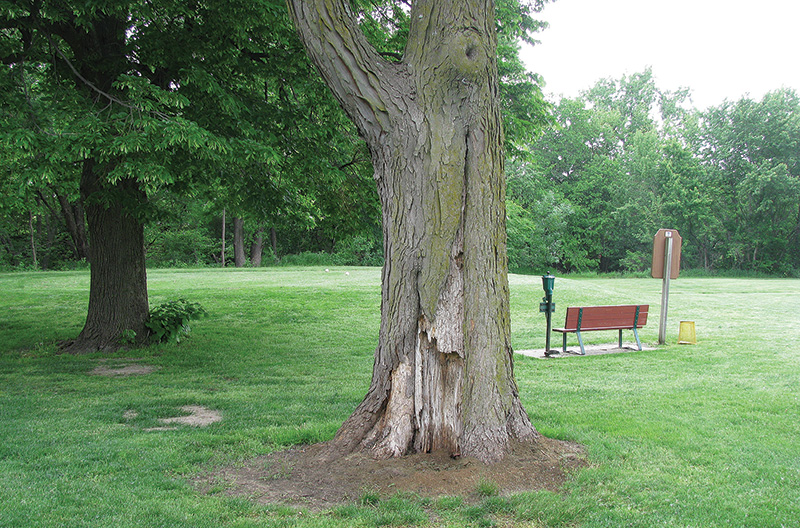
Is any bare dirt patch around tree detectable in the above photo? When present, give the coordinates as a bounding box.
[128,405,223,431]
[159,405,223,427]
[195,437,586,511]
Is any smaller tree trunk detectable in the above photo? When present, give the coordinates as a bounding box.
[29,211,37,268]
[34,191,59,269]
[55,190,90,261]
[73,200,88,260]
[250,226,264,267]
[42,212,57,270]
[221,208,226,267]
[270,227,278,258]
[233,216,246,267]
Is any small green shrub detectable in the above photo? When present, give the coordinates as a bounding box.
[118,329,137,345]
[620,249,652,273]
[145,226,218,267]
[146,298,207,344]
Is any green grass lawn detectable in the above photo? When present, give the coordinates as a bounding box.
[1,268,798,527]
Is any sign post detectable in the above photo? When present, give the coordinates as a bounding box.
[659,234,673,345]
[651,229,682,345]
[540,273,556,356]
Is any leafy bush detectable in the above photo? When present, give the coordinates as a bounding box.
[146,227,218,267]
[278,235,383,267]
[506,195,572,272]
[146,299,207,343]
[620,249,652,273]
[334,235,383,266]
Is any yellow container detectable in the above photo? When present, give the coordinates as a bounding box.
[678,321,696,345]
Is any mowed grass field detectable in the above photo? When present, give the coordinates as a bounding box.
[0,268,798,527]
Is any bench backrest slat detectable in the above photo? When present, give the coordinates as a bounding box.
[562,305,649,331]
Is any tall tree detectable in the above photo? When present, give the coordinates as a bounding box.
[2,0,365,349]
[288,0,539,463]
[700,89,800,272]
[2,4,157,350]
[523,70,699,272]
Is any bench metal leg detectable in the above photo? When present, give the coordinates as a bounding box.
[576,330,585,355]
[618,329,623,348]
[562,333,567,354]
[633,327,642,351]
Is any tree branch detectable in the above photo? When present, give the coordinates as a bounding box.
[286,0,402,141]
[337,151,367,171]
[43,33,171,121]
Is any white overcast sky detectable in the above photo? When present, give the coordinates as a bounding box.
[520,0,800,108]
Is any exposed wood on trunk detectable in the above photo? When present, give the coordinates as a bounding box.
[288,0,537,463]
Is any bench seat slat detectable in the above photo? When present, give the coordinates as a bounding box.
[554,305,648,333]
[551,304,649,355]
[554,325,642,332]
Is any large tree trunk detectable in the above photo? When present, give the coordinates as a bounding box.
[289,0,537,463]
[62,161,150,353]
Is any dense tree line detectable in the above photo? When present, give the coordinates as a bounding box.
[507,69,800,275]
[3,0,799,279]
[4,59,799,277]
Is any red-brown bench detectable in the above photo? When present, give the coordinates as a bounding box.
[553,305,649,355]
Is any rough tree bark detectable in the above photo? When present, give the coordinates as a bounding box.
[288,0,537,463]
[62,161,150,353]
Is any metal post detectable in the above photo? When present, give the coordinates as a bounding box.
[541,273,556,355]
[658,235,673,344]
[545,298,552,352]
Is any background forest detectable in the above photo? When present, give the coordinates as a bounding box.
[2,2,798,277]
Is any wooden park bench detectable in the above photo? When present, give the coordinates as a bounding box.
[553,305,649,355]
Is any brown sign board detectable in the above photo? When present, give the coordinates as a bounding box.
[651,229,682,279]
